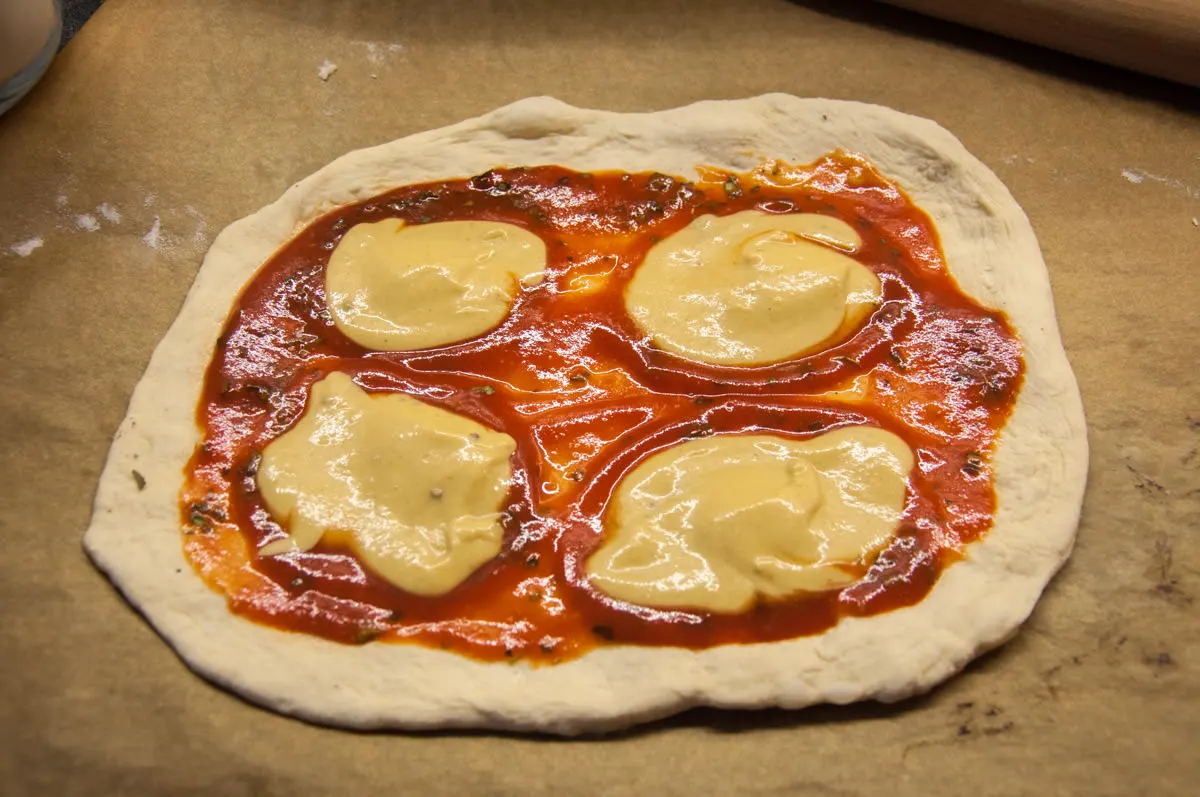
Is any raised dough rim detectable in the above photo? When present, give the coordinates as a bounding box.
[83,94,1088,735]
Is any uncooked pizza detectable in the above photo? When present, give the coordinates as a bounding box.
[84,96,1087,734]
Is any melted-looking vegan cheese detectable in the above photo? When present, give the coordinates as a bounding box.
[326,219,547,351]
[587,429,914,612]
[257,372,515,596]
[625,210,881,365]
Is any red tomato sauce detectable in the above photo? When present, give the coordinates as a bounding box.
[180,154,1023,662]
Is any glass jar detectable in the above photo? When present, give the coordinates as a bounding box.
[0,0,63,116]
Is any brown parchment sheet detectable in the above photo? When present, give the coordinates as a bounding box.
[1,1,1197,794]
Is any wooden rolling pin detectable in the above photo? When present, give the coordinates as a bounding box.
[877,0,1200,86]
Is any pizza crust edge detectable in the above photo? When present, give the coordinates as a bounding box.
[83,95,1088,735]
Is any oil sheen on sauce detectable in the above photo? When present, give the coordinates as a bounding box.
[180,155,1023,663]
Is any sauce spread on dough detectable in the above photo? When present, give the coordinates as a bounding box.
[181,155,1023,662]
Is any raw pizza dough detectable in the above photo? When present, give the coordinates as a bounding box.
[83,95,1088,735]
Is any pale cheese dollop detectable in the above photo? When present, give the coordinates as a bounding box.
[587,428,914,613]
[257,372,515,596]
[326,219,546,351]
[624,210,881,365]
